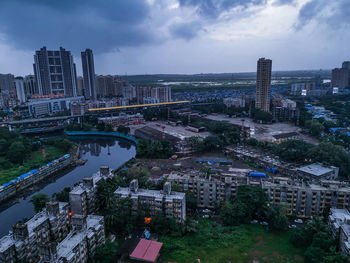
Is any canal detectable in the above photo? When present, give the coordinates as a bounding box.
[0,137,136,236]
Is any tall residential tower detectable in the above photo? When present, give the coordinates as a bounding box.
[81,49,96,100]
[33,46,78,97]
[255,58,272,112]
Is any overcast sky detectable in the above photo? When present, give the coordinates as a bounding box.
[0,0,349,76]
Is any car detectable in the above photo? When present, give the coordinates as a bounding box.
[250,220,258,224]
[203,209,211,213]
[294,219,303,224]
[289,224,297,229]
[201,214,209,218]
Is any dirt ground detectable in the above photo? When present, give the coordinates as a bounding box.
[206,114,319,144]
[137,152,250,179]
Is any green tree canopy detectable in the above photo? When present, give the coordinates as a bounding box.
[7,141,27,163]
[30,193,50,213]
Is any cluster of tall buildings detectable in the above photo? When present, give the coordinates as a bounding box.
[0,46,172,118]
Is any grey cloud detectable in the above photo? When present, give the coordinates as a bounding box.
[296,0,350,29]
[0,0,156,54]
[169,21,203,40]
[178,0,267,19]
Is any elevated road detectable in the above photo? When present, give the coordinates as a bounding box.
[1,115,83,126]
[87,101,190,112]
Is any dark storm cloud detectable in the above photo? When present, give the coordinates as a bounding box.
[0,0,155,53]
[178,0,267,18]
[296,0,350,29]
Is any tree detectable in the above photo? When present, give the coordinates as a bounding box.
[54,139,72,152]
[97,122,105,132]
[252,109,273,122]
[117,125,130,135]
[93,241,119,263]
[30,193,49,213]
[203,136,225,150]
[7,141,26,163]
[0,138,8,155]
[186,191,197,211]
[304,245,327,263]
[305,119,324,137]
[266,204,289,231]
[290,228,313,248]
[52,187,71,202]
[322,248,348,263]
[104,124,114,132]
[307,142,350,177]
[220,201,248,225]
[272,139,311,162]
[188,136,205,152]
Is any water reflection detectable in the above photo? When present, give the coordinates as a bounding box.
[0,137,135,236]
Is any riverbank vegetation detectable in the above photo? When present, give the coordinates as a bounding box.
[0,127,73,185]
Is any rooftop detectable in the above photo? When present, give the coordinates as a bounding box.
[297,163,335,176]
[129,239,163,263]
[114,187,185,200]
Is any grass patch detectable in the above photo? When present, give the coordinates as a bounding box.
[0,145,67,185]
[159,219,304,263]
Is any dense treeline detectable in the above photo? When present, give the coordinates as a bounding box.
[290,217,348,263]
[0,127,71,167]
[246,138,350,177]
[136,139,174,159]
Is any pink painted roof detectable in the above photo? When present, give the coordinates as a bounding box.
[130,239,163,262]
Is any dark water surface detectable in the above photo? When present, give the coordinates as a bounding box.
[0,137,136,236]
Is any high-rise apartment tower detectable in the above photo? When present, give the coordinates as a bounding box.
[81,49,96,100]
[33,47,78,97]
[255,58,272,112]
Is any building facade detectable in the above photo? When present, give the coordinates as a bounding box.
[56,215,105,262]
[136,86,171,104]
[328,208,350,257]
[24,75,39,98]
[0,202,70,263]
[28,96,84,117]
[34,46,78,97]
[15,77,26,104]
[255,58,272,112]
[81,49,96,100]
[69,166,113,217]
[114,180,186,223]
[332,61,350,90]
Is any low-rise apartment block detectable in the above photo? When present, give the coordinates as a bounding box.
[263,178,350,217]
[167,169,350,218]
[328,208,350,257]
[114,180,186,223]
[56,215,105,262]
[0,202,70,263]
[69,166,113,217]
[168,169,259,209]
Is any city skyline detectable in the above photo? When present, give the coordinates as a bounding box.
[0,0,349,76]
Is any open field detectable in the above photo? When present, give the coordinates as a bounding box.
[0,145,66,185]
[160,220,304,263]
